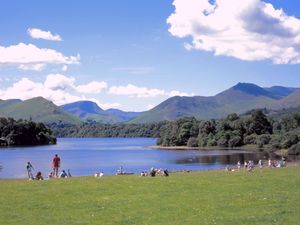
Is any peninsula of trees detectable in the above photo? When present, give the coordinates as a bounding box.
[0,117,56,146]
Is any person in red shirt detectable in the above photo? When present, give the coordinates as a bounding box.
[52,154,61,177]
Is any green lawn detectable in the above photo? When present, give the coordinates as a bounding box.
[0,167,299,225]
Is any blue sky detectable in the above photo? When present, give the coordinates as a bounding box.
[0,0,300,111]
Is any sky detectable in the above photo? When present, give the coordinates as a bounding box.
[0,0,300,111]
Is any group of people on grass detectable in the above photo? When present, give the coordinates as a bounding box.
[230,158,287,172]
[26,154,71,180]
[94,167,170,178]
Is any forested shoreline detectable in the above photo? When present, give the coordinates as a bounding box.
[0,117,56,146]
[157,110,300,155]
[48,121,166,138]
[47,109,300,155]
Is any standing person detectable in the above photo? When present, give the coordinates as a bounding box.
[237,161,241,170]
[52,154,61,178]
[26,161,34,179]
[258,159,263,169]
[268,159,272,168]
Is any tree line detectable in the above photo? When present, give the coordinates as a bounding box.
[48,109,300,155]
[0,117,56,146]
[157,110,300,155]
[48,121,166,138]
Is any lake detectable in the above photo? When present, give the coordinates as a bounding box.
[0,138,297,179]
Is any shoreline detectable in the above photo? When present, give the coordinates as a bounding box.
[149,145,265,151]
[2,163,300,180]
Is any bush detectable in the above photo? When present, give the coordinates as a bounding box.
[228,136,243,147]
[244,134,257,145]
[187,137,198,147]
[217,137,228,147]
[257,134,271,145]
[207,138,217,147]
[269,135,283,150]
[198,137,208,147]
[288,143,300,155]
[282,134,298,149]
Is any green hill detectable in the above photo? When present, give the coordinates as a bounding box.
[0,97,82,124]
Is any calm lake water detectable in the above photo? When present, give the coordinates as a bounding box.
[0,138,298,179]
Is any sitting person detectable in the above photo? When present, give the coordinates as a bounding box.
[163,169,169,176]
[150,168,156,177]
[67,169,72,177]
[35,171,44,180]
[94,172,104,178]
[48,171,54,179]
[59,170,68,178]
[140,171,148,176]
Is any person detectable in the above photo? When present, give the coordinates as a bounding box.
[163,169,169,176]
[67,169,72,177]
[237,161,241,170]
[258,159,263,169]
[26,162,34,179]
[35,171,44,180]
[59,170,68,178]
[48,171,54,179]
[94,172,104,178]
[52,154,61,177]
[268,159,272,167]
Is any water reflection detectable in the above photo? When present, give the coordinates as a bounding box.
[173,151,299,165]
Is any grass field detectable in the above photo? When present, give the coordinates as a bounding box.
[0,167,299,225]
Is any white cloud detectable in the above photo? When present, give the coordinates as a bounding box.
[169,90,194,97]
[28,28,62,41]
[0,43,80,70]
[146,104,155,110]
[99,102,122,110]
[44,74,75,91]
[76,81,108,94]
[0,75,109,106]
[109,84,166,98]
[167,0,300,64]
[108,84,194,98]
[62,65,68,71]
[18,63,45,71]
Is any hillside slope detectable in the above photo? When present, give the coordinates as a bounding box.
[131,83,298,123]
[0,97,81,124]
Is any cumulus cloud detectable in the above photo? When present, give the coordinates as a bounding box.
[109,84,166,98]
[0,74,109,106]
[76,81,108,94]
[18,63,45,71]
[0,43,80,70]
[28,28,62,41]
[44,74,75,91]
[169,90,194,97]
[167,0,300,64]
[109,84,193,98]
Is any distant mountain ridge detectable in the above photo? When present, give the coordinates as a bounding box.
[131,83,300,123]
[0,83,299,124]
[60,101,143,123]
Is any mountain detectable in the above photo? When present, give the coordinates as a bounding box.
[274,89,300,109]
[0,99,22,108]
[0,97,81,124]
[131,83,299,123]
[105,109,143,122]
[60,101,141,123]
[264,86,296,99]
